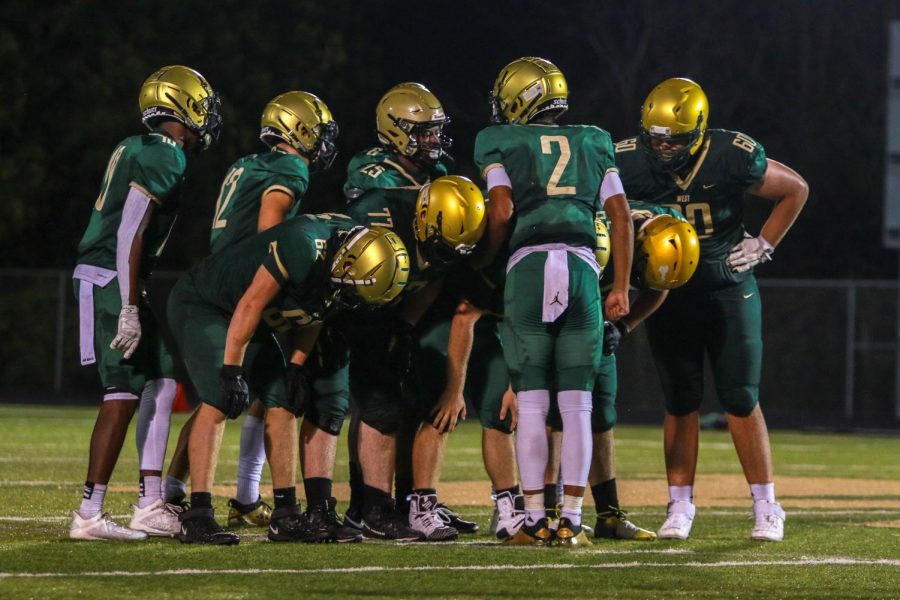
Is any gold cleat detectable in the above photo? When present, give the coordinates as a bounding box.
[555,517,593,547]
[227,497,273,527]
[502,517,554,546]
[595,507,657,541]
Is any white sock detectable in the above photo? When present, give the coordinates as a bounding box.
[669,485,693,502]
[138,475,162,509]
[79,482,107,519]
[136,378,175,473]
[557,390,592,488]
[235,415,266,505]
[523,493,546,526]
[515,390,551,493]
[560,494,584,526]
[750,482,775,503]
[164,475,186,502]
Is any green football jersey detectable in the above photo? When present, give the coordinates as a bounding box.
[209,148,309,254]
[473,124,617,251]
[343,146,449,201]
[188,213,356,330]
[76,133,186,274]
[615,129,767,287]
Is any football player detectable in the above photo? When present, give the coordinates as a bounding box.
[344,175,486,541]
[473,57,634,546]
[70,65,221,541]
[163,91,338,531]
[615,78,808,542]
[171,216,409,544]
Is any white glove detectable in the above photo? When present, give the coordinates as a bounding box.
[110,304,141,359]
[726,233,774,273]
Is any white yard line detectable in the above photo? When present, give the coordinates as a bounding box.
[1,557,899,579]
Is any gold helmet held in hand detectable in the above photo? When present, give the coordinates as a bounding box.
[376,82,451,165]
[490,57,568,124]
[331,226,410,306]
[139,65,222,150]
[413,175,487,264]
[594,215,611,271]
[640,78,709,171]
[260,91,339,172]
[633,215,699,290]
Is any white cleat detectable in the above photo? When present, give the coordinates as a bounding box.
[408,493,458,541]
[751,500,785,542]
[492,490,525,541]
[70,511,148,541]
[657,500,696,540]
[129,498,183,537]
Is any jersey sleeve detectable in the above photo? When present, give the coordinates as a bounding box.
[722,131,767,187]
[473,127,506,178]
[132,140,186,204]
[262,229,315,287]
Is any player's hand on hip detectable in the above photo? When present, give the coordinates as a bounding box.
[727,232,774,273]
[604,290,630,320]
[219,365,250,419]
[110,304,141,359]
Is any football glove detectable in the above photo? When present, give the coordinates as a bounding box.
[726,233,774,273]
[219,365,249,419]
[110,304,141,359]
[285,362,312,416]
[602,320,629,356]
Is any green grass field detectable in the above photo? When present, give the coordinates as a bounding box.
[1,404,899,599]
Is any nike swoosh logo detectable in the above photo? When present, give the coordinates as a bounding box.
[743,293,754,299]
[702,184,716,189]
[270,526,279,535]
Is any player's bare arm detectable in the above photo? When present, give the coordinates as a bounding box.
[749,159,809,247]
[604,192,633,320]
[288,323,321,366]
[472,182,512,270]
[224,266,283,366]
[432,300,481,433]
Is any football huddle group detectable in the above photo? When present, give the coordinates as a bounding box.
[69,56,807,547]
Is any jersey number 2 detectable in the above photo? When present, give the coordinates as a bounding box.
[540,136,576,196]
[211,167,245,230]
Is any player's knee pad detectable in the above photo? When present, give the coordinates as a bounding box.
[479,410,513,434]
[102,387,139,402]
[720,386,758,418]
[304,409,346,436]
[591,403,616,433]
[664,389,703,417]
[358,407,400,435]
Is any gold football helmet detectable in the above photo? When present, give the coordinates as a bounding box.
[633,215,699,290]
[376,82,451,165]
[594,215,611,271]
[260,91,339,171]
[639,78,709,171]
[413,175,487,264]
[139,65,222,150]
[331,226,410,306]
[490,57,568,125]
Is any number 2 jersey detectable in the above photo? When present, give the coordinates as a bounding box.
[473,124,618,252]
[208,147,309,254]
[76,133,186,275]
[615,129,767,288]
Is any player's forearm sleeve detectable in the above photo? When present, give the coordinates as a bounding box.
[486,166,512,191]
[116,186,152,306]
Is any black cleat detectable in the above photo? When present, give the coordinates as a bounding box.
[435,502,479,534]
[361,499,424,542]
[343,504,363,531]
[305,498,363,543]
[267,505,312,542]
[178,507,240,545]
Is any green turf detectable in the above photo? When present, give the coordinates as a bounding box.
[0,404,898,599]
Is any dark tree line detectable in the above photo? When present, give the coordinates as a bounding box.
[2,0,898,278]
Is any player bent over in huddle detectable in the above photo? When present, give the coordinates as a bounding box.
[344,175,486,541]
[544,208,699,542]
[474,57,633,546]
[70,65,222,540]
[169,215,408,544]
[163,90,338,529]
[616,78,808,542]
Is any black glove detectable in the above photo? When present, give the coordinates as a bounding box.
[602,320,629,356]
[285,362,312,416]
[387,319,415,379]
[220,365,249,419]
